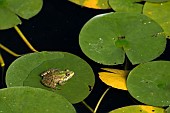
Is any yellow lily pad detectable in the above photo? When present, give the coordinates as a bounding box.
[69,0,110,9]
[99,68,128,90]
[109,105,165,113]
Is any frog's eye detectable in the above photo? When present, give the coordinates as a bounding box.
[66,73,70,76]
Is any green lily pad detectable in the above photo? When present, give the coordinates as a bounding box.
[143,1,170,39]
[69,0,110,9]
[6,51,95,103]
[127,61,170,106]
[0,87,76,113]
[109,105,165,113]
[108,0,143,13]
[145,0,169,2]
[166,106,170,113]
[0,0,43,29]
[79,12,166,65]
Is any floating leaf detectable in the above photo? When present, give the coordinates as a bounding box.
[0,87,76,113]
[166,106,170,113]
[69,0,110,9]
[6,51,95,103]
[0,0,43,29]
[108,0,143,13]
[109,105,165,113]
[143,1,170,38]
[79,12,166,65]
[99,68,128,90]
[127,61,170,106]
[145,0,169,2]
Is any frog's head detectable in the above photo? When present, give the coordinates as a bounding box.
[60,69,74,80]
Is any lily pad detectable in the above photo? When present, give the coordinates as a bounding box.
[143,1,170,39]
[145,0,169,2]
[6,51,95,103]
[127,61,170,106]
[0,0,43,29]
[99,68,128,90]
[0,87,76,113]
[69,0,110,9]
[109,105,165,113]
[166,106,170,113]
[79,12,166,65]
[108,0,143,13]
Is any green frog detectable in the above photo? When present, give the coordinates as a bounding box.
[40,68,74,89]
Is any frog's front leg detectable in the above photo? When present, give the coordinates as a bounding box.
[53,81,65,90]
[58,80,66,86]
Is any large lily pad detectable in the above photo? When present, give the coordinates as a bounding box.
[0,87,76,113]
[127,61,170,106]
[109,105,165,113]
[6,51,95,103]
[143,1,170,39]
[79,12,166,65]
[0,0,43,29]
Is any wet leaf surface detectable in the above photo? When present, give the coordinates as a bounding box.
[109,105,165,113]
[0,0,43,29]
[143,1,170,39]
[79,12,166,65]
[127,61,170,106]
[0,87,76,113]
[109,0,143,13]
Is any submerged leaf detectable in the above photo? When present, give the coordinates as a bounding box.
[99,68,128,90]
[109,105,165,113]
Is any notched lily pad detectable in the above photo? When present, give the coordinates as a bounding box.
[79,12,166,65]
[0,87,76,113]
[0,0,43,29]
[109,105,165,113]
[6,51,95,103]
[127,61,170,106]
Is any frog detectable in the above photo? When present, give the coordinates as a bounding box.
[40,68,74,89]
